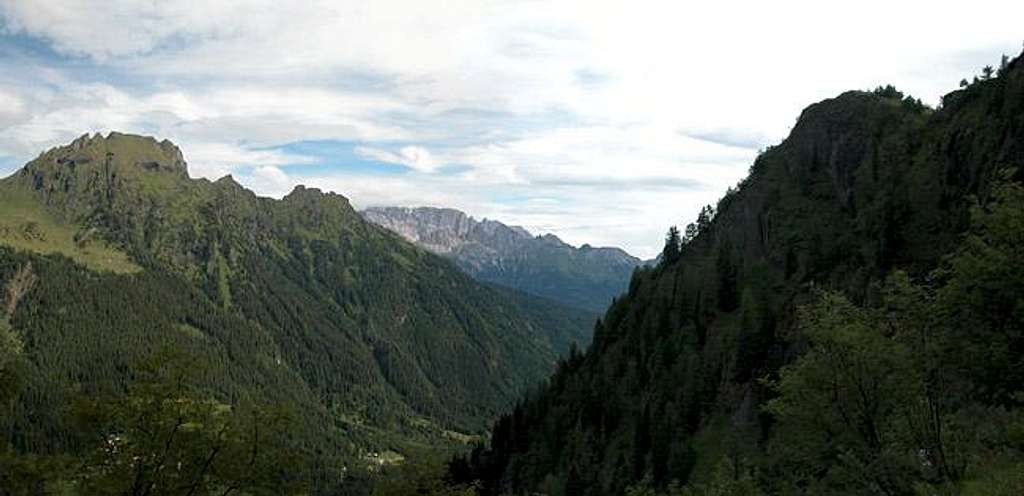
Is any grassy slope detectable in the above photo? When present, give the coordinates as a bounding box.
[0,183,139,274]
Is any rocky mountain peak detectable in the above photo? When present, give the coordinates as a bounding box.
[34,132,189,178]
[6,133,195,224]
[362,206,530,254]
[283,185,354,214]
[362,205,643,311]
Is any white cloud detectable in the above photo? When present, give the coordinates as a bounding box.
[355,145,442,173]
[445,125,756,187]
[0,0,249,60]
[1,0,1023,256]
[180,142,313,180]
[242,165,297,198]
[0,88,27,130]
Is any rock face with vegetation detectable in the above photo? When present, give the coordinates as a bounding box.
[0,132,594,492]
[363,206,643,312]
[456,54,1024,495]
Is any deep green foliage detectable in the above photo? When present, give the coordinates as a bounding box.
[765,289,921,493]
[624,459,764,496]
[467,238,639,314]
[764,181,1024,495]
[73,351,307,495]
[662,227,681,265]
[370,452,479,496]
[872,84,929,113]
[457,52,1024,495]
[0,317,20,405]
[1,349,307,495]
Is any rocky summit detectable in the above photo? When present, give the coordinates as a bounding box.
[364,206,645,312]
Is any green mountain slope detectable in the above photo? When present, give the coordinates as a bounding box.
[459,54,1024,495]
[0,133,594,486]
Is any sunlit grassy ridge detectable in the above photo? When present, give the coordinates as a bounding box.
[0,183,140,273]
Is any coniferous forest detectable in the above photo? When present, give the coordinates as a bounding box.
[0,23,1023,496]
[0,133,593,494]
[454,52,1024,495]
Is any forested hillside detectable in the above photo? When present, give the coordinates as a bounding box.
[0,133,594,493]
[457,53,1024,495]
[363,206,643,313]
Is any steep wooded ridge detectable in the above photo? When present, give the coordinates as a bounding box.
[0,133,594,486]
[459,54,1024,495]
[363,206,644,313]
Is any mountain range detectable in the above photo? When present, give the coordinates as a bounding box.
[363,206,645,312]
[0,132,595,488]
[3,51,1024,496]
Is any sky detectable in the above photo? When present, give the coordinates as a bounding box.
[0,1,1021,258]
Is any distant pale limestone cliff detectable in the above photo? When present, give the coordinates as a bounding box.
[363,206,643,312]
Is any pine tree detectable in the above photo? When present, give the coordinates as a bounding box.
[696,206,715,234]
[683,223,699,245]
[662,226,681,265]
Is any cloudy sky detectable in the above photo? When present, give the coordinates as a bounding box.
[0,1,1021,257]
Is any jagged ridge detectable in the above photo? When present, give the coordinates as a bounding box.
[364,206,644,312]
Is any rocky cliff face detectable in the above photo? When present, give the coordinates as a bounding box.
[362,207,531,255]
[363,206,643,312]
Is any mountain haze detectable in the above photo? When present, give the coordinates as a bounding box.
[363,206,643,312]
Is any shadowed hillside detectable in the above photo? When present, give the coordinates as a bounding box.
[458,53,1024,496]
